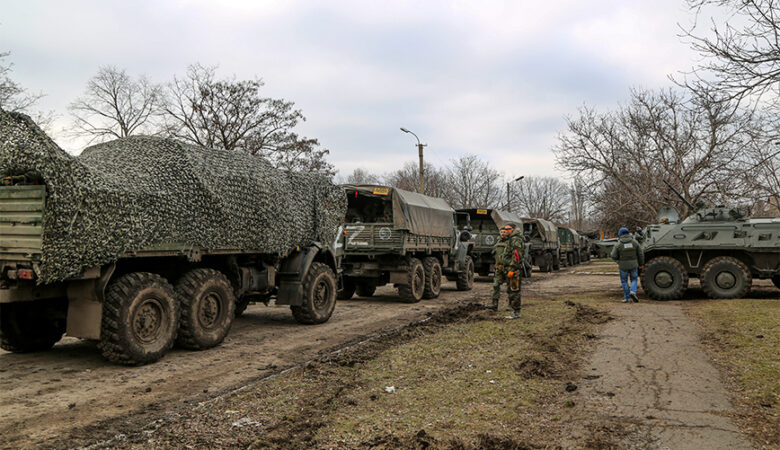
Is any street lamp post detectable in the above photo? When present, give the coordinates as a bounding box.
[506,176,525,212]
[400,127,426,194]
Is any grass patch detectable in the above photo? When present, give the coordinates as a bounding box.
[140,298,612,449]
[686,299,779,447]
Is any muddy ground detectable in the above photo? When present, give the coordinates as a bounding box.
[1,264,776,448]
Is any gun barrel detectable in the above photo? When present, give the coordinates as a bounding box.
[663,180,695,211]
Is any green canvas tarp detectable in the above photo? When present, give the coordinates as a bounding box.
[346,185,455,238]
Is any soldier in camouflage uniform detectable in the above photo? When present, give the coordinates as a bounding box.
[491,223,524,319]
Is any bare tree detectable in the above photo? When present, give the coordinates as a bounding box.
[511,176,570,222]
[554,87,758,225]
[682,0,780,103]
[446,154,503,208]
[69,65,161,141]
[160,64,332,174]
[569,176,589,230]
[341,168,381,185]
[384,161,451,198]
[0,51,44,112]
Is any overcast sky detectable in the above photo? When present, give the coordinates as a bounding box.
[1,0,704,180]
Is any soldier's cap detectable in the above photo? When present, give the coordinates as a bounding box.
[503,223,517,230]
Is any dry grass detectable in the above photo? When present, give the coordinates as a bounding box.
[686,298,779,447]
[132,297,612,449]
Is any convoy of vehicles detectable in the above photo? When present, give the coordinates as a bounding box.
[523,218,560,272]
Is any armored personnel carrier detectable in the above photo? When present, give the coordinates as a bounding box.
[641,182,780,300]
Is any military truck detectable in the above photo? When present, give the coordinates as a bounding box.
[640,182,780,300]
[0,111,345,365]
[455,208,531,277]
[337,185,474,302]
[558,227,580,266]
[578,234,592,262]
[522,218,560,272]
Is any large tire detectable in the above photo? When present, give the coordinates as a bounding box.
[98,272,180,365]
[337,277,356,300]
[291,262,337,324]
[456,255,475,291]
[552,253,561,271]
[398,257,425,302]
[641,257,688,300]
[355,282,376,297]
[422,257,442,299]
[567,253,574,267]
[538,253,552,273]
[573,252,580,265]
[0,298,66,353]
[175,269,236,350]
[773,275,780,289]
[701,256,752,299]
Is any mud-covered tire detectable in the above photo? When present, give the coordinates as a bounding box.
[641,257,688,300]
[773,275,780,290]
[235,296,251,317]
[456,256,475,291]
[98,272,180,365]
[398,258,425,302]
[0,298,66,353]
[422,257,442,299]
[337,277,356,300]
[355,282,376,297]
[175,269,236,350]
[538,253,552,273]
[552,254,561,271]
[701,257,752,299]
[291,262,337,324]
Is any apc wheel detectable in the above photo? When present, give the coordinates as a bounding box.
[641,257,688,300]
[422,257,442,299]
[456,255,475,291]
[98,273,179,365]
[552,254,561,271]
[355,282,376,297]
[337,277,356,300]
[773,275,780,289]
[0,298,66,353]
[292,262,337,324]
[175,269,236,350]
[398,258,425,302]
[701,257,752,299]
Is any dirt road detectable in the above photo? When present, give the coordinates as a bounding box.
[0,276,521,448]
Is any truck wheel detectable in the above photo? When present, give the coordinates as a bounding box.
[701,257,752,299]
[552,254,561,271]
[641,257,688,300]
[398,258,425,302]
[356,282,376,297]
[456,256,475,291]
[773,275,780,289]
[175,269,236,350]
[337,277,356,300]
[292,262,337,324]
[422,257,442,299]
[0,298,66,353]
[574,252,580,265]
[567,253,574,266]
[98,273,180,365]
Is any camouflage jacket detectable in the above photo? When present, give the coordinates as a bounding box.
[493,230,525,271]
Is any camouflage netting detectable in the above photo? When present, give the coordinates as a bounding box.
[0,109,346,283]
